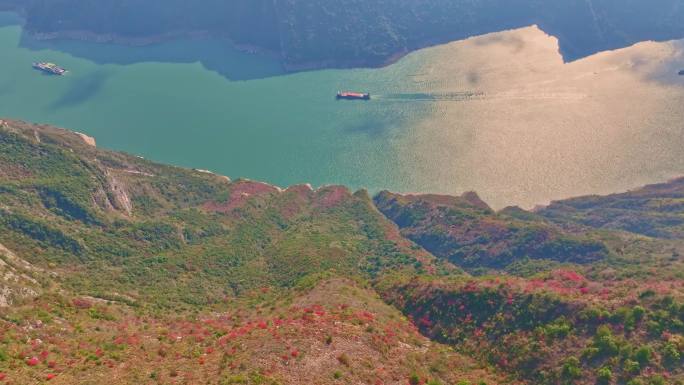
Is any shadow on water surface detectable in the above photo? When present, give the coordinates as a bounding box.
[19,32,285,81]
[339,98,435,138]
[342,113,399,138]
[0,11,22,28]
[635,40,684,85]
[49,70,111,109]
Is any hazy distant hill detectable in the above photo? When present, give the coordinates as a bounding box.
[3,0,684,70]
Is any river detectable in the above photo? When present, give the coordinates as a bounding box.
[1,12,683,208]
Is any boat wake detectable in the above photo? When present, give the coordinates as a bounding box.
[375,92,484,101]
[374,90,586,102]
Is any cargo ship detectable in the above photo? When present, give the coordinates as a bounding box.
[32,62,67,76]
[679,70,684,76]
[336,91,370,100]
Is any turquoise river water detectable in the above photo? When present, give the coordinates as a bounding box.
[2,12,684,208]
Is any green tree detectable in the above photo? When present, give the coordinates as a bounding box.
[663,342,681,365]
[409,373,420,385]
[594,325,619,357]
[623,358,640,375]
[633,346,652,367]
[596,367,612,385]
[561,356,582,380]
[632,306,646,322]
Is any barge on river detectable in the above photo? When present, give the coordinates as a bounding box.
[32,62,67,76]
[336,91,370,100]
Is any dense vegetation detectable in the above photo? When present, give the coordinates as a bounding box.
[381,271,684,385]
[0,119,683,384]
[2,0,684,70]
[373,189,684,384]
[538,179,684,239]
[374,191,609,273]
[0,120,456,310]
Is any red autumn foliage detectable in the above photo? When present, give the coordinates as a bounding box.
[463,281,479,292]
[72,298,93,309]
[557,270,585,282]
[418,316,432,327]
[202,180,279,212]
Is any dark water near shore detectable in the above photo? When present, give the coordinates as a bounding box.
[1,12,684,208]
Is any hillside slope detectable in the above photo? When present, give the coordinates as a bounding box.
[0,119,498,384]
[0,276,507,385]
[373,191,609,274]
[0,119,459,310]
[374,186,684,385]
[0,118,683,385]
[538,178,684,239]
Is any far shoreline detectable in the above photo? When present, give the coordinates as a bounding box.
[1,10,574,75]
